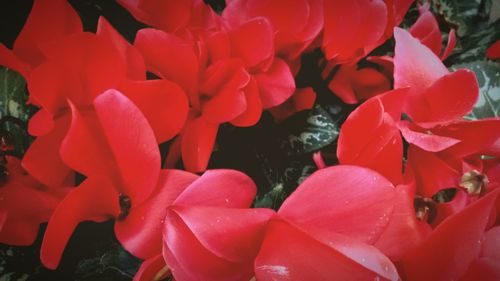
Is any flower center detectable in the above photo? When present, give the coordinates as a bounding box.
[414,196,437,224]
[460,170,489,196]
[118,194,132,220]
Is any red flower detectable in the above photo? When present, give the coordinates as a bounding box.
[256,165,402,280]
[0,156,67,246]
[39,90,187,268]
[135,15,295,172]
[21,17,188,188]
[0,0,82,77]
[399,189,500,281]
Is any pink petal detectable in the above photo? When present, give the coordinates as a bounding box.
[163,205,273,281]
[254,58,295,109]
[115,170,198,259]
[400,189,500,281]
[255,218,399,281]
[441,29,457,60]
[40,178,119,269]
[173,169,257,208]
[393,27,448,91]
[278,165,396,244]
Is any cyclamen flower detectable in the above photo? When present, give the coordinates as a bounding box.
[161,165,427,280]
[134,9,296,172]
[20,15,187,188]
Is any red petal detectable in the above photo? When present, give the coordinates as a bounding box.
[22,113,73,188]
[61,90,161,204]
[409,5,442,57]
[118,80,189,143]
[269,87,316,122]
[134,28,199,105]
[398,121,461,152]
[323,0,387,63]
[228,17,274,69]
[163,205,273,281]
[230,77,263,127]
[400,189,500,281]
[132,254,169,281]
[181,117,219,173]
[115,170,198,259]
[138,0,193,32]
[254,58,295,109]
[460,258,500,281]
[337,98,403,183]
[406,145,460,198]
[255,218,400,281]
[0,157,65,246]
[27,108,54,137]
[13,0,82,66]
[278,165,396,244]
[408,69,478,125]
[393,27,448,92]
[0,44,31,77]
[374,184,432,261]
[173,169,256,208]
[486,40,500,60]
[441,29,456,60]
[96,17,146,80]
[94,90,161,204]
[40,178,119,269]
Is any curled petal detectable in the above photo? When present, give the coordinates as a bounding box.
[397,121,461,152]
[254,58,295,109]
[174,169,257,208]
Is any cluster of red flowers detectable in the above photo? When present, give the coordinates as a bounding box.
[0,0,499,280]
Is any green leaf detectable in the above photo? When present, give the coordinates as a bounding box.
[0,66,32,156]
[279,105,339,155]
[451,60,500,119]
[431,0,482,37]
